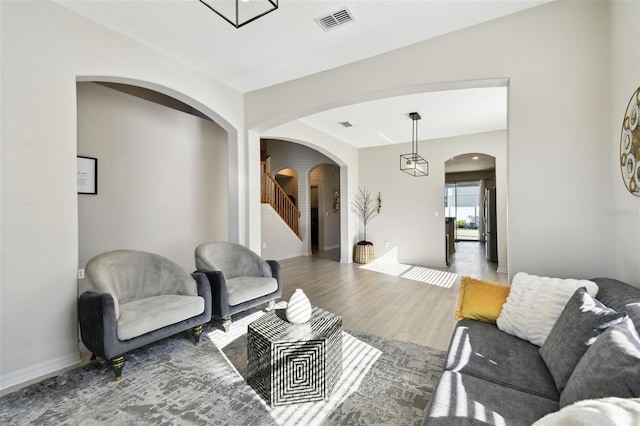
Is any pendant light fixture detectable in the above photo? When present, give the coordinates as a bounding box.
[199,0,278,29]
[400,112,429,177]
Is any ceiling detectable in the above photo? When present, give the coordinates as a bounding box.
[300,86,508,148]
[56,0,548,168]
[55,0,549,93]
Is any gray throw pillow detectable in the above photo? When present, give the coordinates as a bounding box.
[560,317,640,407]
[540,287,627,393]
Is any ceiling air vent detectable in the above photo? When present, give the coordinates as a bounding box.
[339,121,353,127]
[315,7,355,32]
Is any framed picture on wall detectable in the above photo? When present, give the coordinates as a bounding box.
[77,156,98,195]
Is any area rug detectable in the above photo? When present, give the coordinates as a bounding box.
[0,312,446,425]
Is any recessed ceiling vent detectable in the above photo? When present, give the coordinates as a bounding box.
[339,121,353,127]
[315,7,355,32]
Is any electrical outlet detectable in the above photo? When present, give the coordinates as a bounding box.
[78,269,85,279]
[262,242,267,249]
[384,241,389,248]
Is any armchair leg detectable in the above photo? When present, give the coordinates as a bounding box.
[192,325,204,346]
[110,356,125,381]
[266,300,276,311]
[222,316,232,333]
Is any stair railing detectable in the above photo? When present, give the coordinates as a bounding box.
[260,162,301,238]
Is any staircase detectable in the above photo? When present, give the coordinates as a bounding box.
[260,161,301,238]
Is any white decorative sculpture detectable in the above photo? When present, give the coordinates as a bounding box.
[286,289,312,324]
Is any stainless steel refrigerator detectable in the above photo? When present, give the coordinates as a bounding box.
[484,188,498,262]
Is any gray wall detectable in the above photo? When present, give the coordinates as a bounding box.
[77,82,229,275]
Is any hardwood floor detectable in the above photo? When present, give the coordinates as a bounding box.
[280,241,506,351]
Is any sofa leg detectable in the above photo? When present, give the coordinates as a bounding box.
[192,325,204,346]
[222,316,232,333]
[110,356,125,381]
[266,300,276,311]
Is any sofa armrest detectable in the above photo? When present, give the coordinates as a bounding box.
[78,291,119,360]
[199,270,230,318]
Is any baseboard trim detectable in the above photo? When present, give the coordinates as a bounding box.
[496,266,508,274]
[321,244,340,251]
[1,353,82,394]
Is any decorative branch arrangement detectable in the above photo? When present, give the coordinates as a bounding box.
[351,187,378,245]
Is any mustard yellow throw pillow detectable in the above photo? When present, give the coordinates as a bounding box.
[455,276,511,324]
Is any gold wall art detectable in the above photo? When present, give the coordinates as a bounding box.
[620,87,640,196]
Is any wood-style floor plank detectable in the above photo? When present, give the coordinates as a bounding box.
[278,241,506,351]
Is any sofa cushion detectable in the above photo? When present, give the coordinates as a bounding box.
[227,276,278,306]
[496,272,599,346]
[425,371,559,426]
[560,317,640,407]
[117,295,205,340]
[455,277,510,324]
[540,287,628,393]
[592,277,640,333]
[446,320,559,401]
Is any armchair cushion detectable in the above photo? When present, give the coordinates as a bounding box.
[86,249,198,319]
[117,294,205,340]
[227,276,278,306]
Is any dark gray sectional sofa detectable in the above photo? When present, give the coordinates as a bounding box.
[423,277,640,425]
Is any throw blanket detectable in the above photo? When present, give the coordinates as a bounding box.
[533,397,640,425]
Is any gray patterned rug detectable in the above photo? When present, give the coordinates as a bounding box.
[0,312,445,425]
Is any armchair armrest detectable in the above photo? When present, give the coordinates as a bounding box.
[266,260,282,290]
[191,271,213,322]
[78,291,119,360]
[199,270,231,318]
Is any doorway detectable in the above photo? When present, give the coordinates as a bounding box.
[444,153,500,272]
[445,181,481,241]
[310,185,319,249]
[309,164,341,258]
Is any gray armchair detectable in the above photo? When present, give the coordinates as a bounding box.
[195,242,282,332]
[78,250,211,380]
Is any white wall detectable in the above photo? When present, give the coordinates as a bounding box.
[359,131,507,269]
[0,1,244,389]
[77,83,228,274]
[247,0,613,280]
[261,205,304,261]
[609,0,640,285]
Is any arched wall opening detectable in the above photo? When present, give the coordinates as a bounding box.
[443,144,508,273]
[259,137,346,261]
[76,78,237,274]
[256,79,508,268]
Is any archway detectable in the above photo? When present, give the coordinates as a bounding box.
[76,79,234,272]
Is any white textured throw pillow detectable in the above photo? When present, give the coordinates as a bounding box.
[496,272,599,346]
[532,397,640,426]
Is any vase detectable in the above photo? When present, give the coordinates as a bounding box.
[286,289,312,324]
